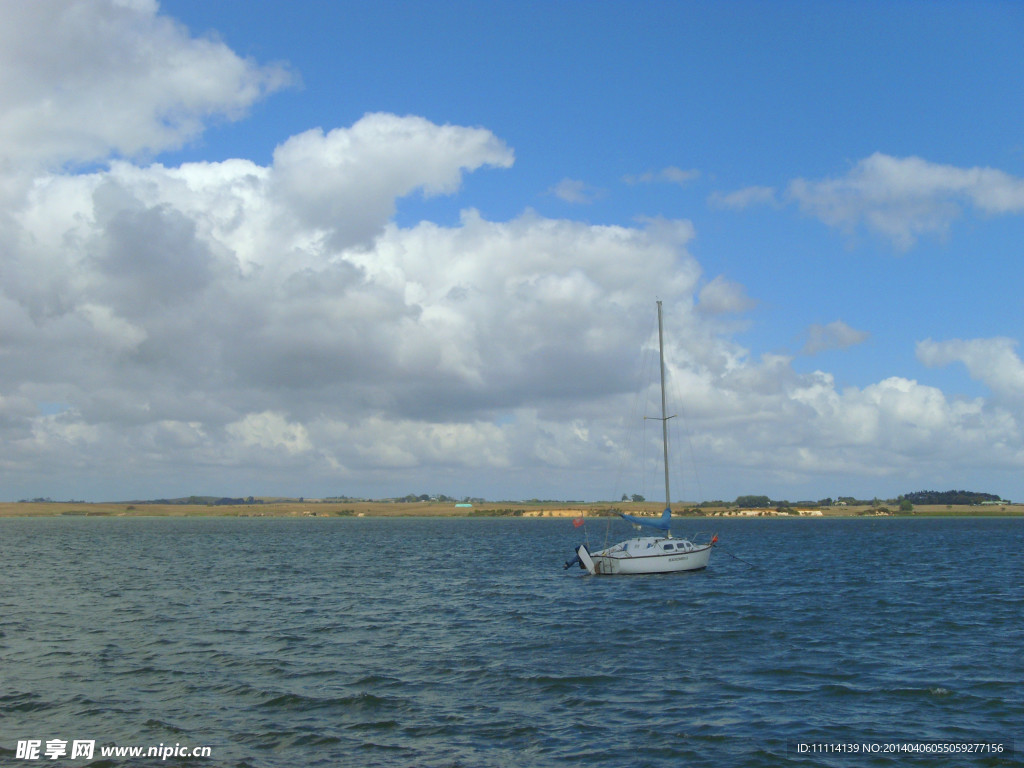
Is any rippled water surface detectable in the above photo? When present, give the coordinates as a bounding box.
[2,516,1021,767]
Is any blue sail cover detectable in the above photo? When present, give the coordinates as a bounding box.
[618,508,672,532]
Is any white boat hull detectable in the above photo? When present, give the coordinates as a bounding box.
[576,537,712,576]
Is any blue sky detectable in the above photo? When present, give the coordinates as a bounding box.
[2,1,1023,502]
[162,0,1024,389]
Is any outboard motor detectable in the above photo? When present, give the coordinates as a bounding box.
[564,543,590,570]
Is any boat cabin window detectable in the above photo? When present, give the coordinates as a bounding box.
[663,543,674,550]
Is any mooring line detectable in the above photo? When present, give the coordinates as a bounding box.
[715,545,757,569]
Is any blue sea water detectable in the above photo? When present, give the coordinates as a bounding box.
[1,515,1021,767]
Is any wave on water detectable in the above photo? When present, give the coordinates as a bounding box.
[1,516,1021,767]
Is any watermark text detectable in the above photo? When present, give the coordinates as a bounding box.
[16,739,212,761]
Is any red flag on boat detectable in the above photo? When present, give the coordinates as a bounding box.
[572,516,584,528]
[711,535,718,544]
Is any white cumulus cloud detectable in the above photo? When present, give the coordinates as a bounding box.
[623,167,700,186]
[917,337,1024,401]
[0,0,293,172]
[698,276,757,315]
[272,115,513,247]
[708,185,779,210]
[788,153,1024,249]
[227,411,312,455]
[803,320,870,355]
[549,178,604,204]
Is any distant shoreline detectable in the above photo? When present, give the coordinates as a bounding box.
[2,500,1022,519]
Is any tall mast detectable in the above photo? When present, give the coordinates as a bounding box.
[657,301,670,511]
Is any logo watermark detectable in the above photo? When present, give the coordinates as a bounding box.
[15,739,212,761]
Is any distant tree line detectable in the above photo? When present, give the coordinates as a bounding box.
[397,493,457,503]
[725,490,1004,508]
[146,496,262,505]
[899,490,1002,506]
[735,495,772,508]
[19,497,87,504]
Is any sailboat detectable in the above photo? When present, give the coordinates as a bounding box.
[566,301,716,576]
